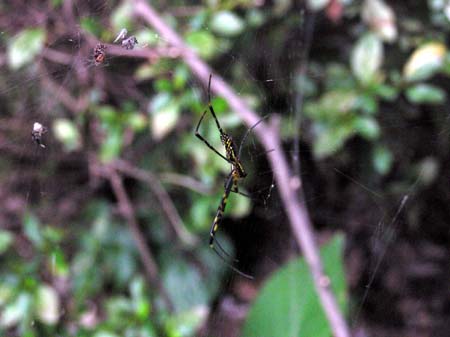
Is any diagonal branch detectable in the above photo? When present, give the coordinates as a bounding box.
[111,159,198,247]
[132,1,350,336]
[98,164,174,312]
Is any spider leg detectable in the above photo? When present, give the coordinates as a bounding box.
[211,246,253,279]
[206,75,224,135]
[237,115,269,158]
[195,109,233,164]
[222,174,251,198]
[230,188,252,199]
[212,238,239,262]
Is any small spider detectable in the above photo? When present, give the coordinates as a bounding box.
[32,122,47,148]
[121,36,138,50]
[93,43,107,66]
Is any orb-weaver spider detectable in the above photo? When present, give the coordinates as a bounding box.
[195,75,263,279]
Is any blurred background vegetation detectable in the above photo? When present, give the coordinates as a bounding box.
[1,0,450,336]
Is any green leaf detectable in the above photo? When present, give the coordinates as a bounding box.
[149,93,180,140]
[242,235,347,337]
[405,84,446,104]
[313,125,354,158]
[441,53,450,76]
[306,0,331,11]
[305,90,358,122]
[49,248,69,277]
[416,157,439,186]
[352,117,380,140]
[185,31,217,59]
[294,74,317,98]
[372,145,393,175]
[0,230,13,254]
[374,84,398,101]
[53,118,81,151]
[97,106,117,125]
[0,284,14,307]
[210,11,245,37]
[35,285,60,325]
[165,307,208,337]
[351,33,383,85]
[0,293,32,328]
[227,192,251,218]
[51,0,63,7]
[23,213,44,248]
[7,28,46,69]
[127,113,147,131]
[100,127,123,163]
[155,78,173,92]
[403,42,447,82]
[111,2,133,32]
[162,259,208,312]
[173,65,190,90]
[80,17,102,36]
[356,94,378,114]
[190,197,213,232]
[247,9,266,27]
[362,0,397,42]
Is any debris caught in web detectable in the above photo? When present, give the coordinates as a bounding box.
[113,28,128,43]
[32,122,47,148]
[113,28,138,50]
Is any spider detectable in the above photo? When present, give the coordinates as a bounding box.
[93,43,107,66]
[121,36,138,50]
[113,28,138,50]
[31,122,47,148]
[195,75,263,279]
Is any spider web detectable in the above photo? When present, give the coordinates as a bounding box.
[1,2,448,337]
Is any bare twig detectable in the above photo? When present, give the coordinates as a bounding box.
[96,163,174,312]
[159,172,212,195]
[132,1,350,336]
[42,48,74,65]
[111,159,198,247]
[104,43,176,61]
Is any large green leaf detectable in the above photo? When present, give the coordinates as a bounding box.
[241,234,347,337]
[0,230,13,254]
[7,28,46,69]
[403,42,447,82]
[372,145,393,175]
[313,124,354,158]
[405,83,446,104]
[351,33,383,85]
[53,118,81,152]
[185,31,217,59]
[210,11,245,37]
[34,285,60,325]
